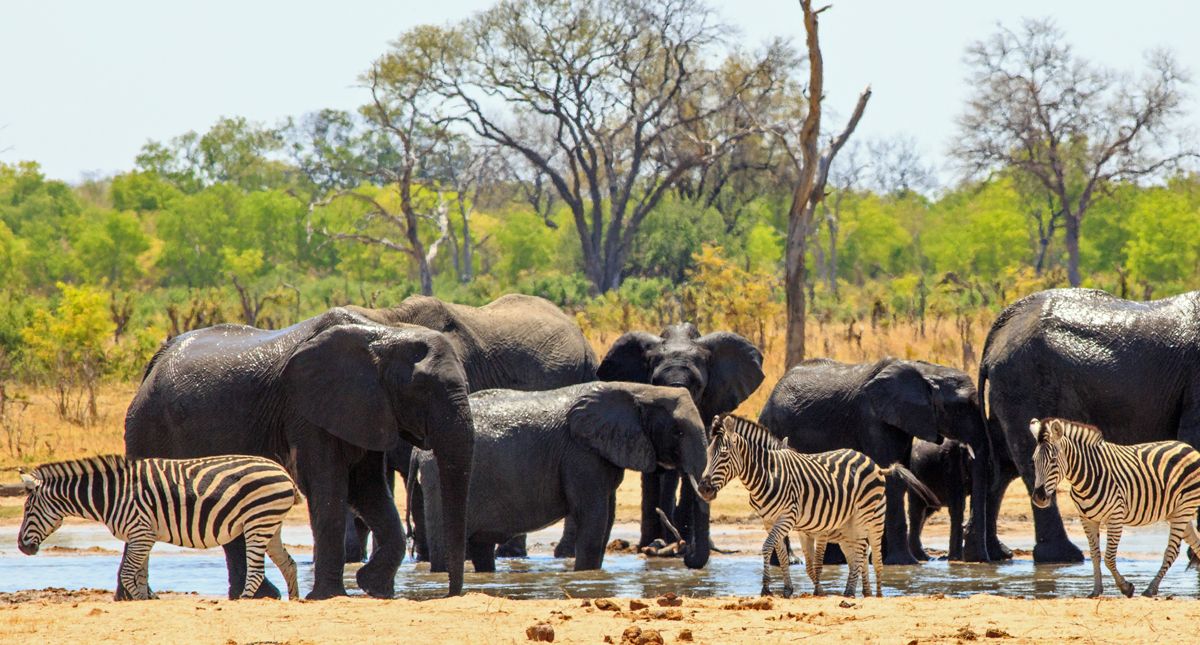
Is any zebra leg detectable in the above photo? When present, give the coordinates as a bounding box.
[266,527,300,600]
[860,539,871,597]
[842,538,861,598]
[116,537,155,601]
[814,536,828,593]
[1144,520,1187,597]
[774,538,793,598]
[1181,521,1200,569]
[240,529,272,599]
[1103,524,1134,597]
[871,527,884,597]
[1082,520,1104,598]
[800,534,819,595]
[761,519,793,597]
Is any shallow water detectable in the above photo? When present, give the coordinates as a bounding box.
[2,523,1198,600]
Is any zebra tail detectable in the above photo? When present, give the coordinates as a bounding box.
[881,464,942,508]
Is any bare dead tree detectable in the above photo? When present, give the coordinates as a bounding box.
[819,140,867,299]
[867,135,937,196]
[304,39,457,296]
[773,1,871,367]
[955,18,1194,286]
[109,291,135,343]
[424,0,786,292]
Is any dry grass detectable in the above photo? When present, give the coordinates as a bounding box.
[1,316,991,475]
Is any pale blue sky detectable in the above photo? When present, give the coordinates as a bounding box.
[1,0,1195,183]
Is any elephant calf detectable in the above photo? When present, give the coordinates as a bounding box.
[907,438,973,561]
[416,382,709,573]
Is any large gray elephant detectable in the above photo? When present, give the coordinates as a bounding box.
[979,288,1200,564]
[596,323,764,569]
[124,308,475,599]
[415,382,709,573]
[758,357,997,564]
[342,293,598,561]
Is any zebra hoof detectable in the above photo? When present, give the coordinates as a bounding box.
[1119,582,1134,598]
[782,586,794,599]
[1087,589,1102,599]
[1141,588,1158,598]
[760,586,773,597]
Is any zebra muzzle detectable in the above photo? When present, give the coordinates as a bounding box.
[17,540,39,556]
[1030,487,1053,509]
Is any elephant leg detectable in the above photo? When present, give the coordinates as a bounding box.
[572,502,611,571]
[223,537,281,600]
[882,476,917,565]
[822,541,848,565]
[555,516,577,558]
[343,508,370,564]
[999,407,1082,563]
[499,534,531,559]
[639,471,662,548]
[347,451,403,599]
[907,496,930,561]
[292,438,353,600]
[948,493,966,561]
[469,539,497,573]
[408,468,430,562]
[983,455,1016,560]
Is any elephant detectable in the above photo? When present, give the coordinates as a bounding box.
[341,293,598,562]
[757,357,997,565]
[596,323,765,569]
[978,288,1200,564]
[414,382,709,573]
[124,307,475,599]
[907,438,973,561]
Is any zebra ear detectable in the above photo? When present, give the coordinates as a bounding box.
[1029,418,1042,441]
[19,473,38,491]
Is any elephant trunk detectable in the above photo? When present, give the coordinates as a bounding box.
[427,392,475,596]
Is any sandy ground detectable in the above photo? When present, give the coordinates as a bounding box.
[2,587,1196,644]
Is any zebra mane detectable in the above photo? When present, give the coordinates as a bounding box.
[31,454,129,482]
[716,414,788,450]
[1042,418,1105,445]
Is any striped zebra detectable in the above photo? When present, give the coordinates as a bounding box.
[697,414,939,598]
[18,454,301,600]
[1030,417,1200,598]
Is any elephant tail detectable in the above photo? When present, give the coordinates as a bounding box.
[880,464,941,508]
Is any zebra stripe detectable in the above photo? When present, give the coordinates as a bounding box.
[18,454,300,600]
[699,414,888,598]
[1032,417,1200,598]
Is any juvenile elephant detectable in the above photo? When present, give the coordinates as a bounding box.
[597,323,764,569]
[124,308,475,599]
[907,438,973,561]
[416,382,709,573]
[343,294,598,562]
[758,357,997,564]
[979,288,1200,564]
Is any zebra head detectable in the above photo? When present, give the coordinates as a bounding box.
[17,470,63,556]
[697,415,744,501]
[1030,417,1063,509]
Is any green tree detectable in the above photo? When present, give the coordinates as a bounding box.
[73,209,151,286]
[1122,185,1200,298]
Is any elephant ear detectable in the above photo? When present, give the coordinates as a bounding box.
[864,360,941,443]
[597,332,661,383]
[284,325,398,452]
[696,332,765,417]
[567,385,657,472]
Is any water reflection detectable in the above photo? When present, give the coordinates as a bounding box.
[1,524,1198,600]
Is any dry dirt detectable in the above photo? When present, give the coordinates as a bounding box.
[1,587,1195,644]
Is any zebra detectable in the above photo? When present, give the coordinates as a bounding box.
[18,454,301,600]
[1030,417,1200,598]
[697,414,939,598]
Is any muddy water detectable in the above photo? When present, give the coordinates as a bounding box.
[2,523,1198,600]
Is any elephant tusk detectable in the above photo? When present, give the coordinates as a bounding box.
[687,474,708,505]
[965,444,975,460]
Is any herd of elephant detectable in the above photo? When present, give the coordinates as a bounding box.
[121,287,1198,600]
